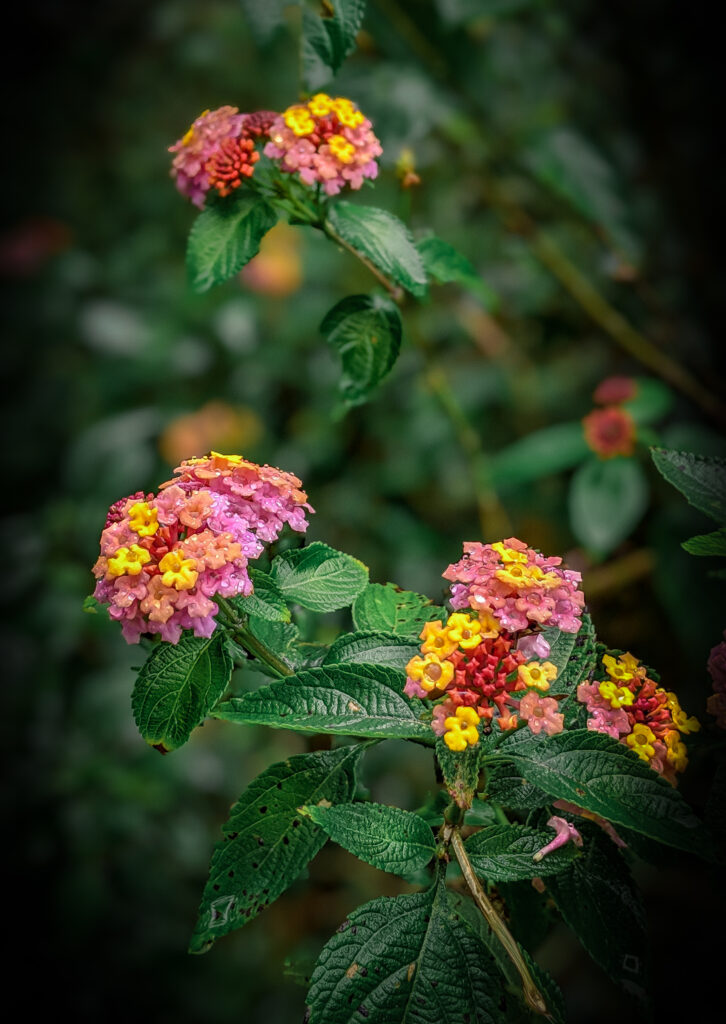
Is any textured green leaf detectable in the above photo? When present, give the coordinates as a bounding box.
[229,568,291,622]
[301,0,366,91]
[498,728,713,856]
[484,763,550,811]
[323,631,420,670]
[416,235,498,309]
[490,422,589,489]
[306,874,502,1023]
[352,582,444,637]
[213,664,432,741]
[682,526,726,556]
[189,745,362,953]
[464,823,579,881]
[538,626,577,676]
[548,613,597,725]
[320,294,403,406]
[548,824,649,1004]
[651,447,726,523]
[302,802,436,876]
[245,615,301,674]
[270,542,369,613]
[326,203,428,297]
[132,633,232,751]
[569,457,648,554]
[187,193,277,292]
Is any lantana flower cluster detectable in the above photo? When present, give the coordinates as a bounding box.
[577,650,700,783]
[443,539,585,634]
[263,94,382,196]
[92,453,312,644]
[406,539,586,751]
[169,106,277,208]
[706,632,726,729]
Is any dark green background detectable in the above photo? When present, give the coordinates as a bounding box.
[4,2,723,1021]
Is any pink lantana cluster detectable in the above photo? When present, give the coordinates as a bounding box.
[92,453,312,644]
[706,632,726,728]
[169,106,276,208]
[577,650,699,784]
[443,539,584,634]
[264,94,382,196]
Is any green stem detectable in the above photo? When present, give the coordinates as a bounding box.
[489,802,510,827]
[217,597,293,678]
[450,828,548,1017]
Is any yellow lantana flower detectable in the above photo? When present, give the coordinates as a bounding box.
[420,621,458,659]
[307,93,334,117]
[602,654,634,683]
[108,544,151,577]
[331,97,364,128]
[518,661,558,692]
[626,723,656,762]
[127,501,159,538]
[491,542,527,564]
[159,551,199,591]
[443,706,480,751]
[328,134,355,163]
[446,613,484,651]
[665,731,688,771]
[405,653,454,693]
[284,106,315,136]
[598,680,635,709]
[672,707,701,735]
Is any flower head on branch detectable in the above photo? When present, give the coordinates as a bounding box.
[582,406,636,458]
[577,650,700,782]
[92,453,312,644]
[443,538,585,634]
[264,94,382,196]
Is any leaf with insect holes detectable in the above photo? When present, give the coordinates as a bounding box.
[189,744,363,953]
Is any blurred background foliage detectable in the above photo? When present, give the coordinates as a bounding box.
[4,1,724,1021]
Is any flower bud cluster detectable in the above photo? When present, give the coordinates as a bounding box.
[92,453,312,644]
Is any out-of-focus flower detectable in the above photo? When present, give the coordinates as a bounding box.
[0,217,71,277]
[578,651,699,782]
[707,633,726,693]
[159,402,263,467]
[443,538,584,633]
[395,148,421,189]
[169,106,273,208]
[241,222,303,296]
[707,692,726,729]
[582,406,636,458]
[92,453,312,644]
[593,376,637,405]
[532,816,583,862]
[264,94,382,196]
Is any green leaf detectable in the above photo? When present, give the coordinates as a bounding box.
[490,422,590,489]
[548,613,597,725]
[464,823,579,882]
[326,203,428,297]
[352,582,444,637]
[682,527,726,556]
[323,631,420,670]
[189,745,362,953]
[306,873,502,1023]
[229,568,291,622]
[213,664,433,742]
[569,456,648,554]
[498,728,714,856]
[245,615,301,675]
[132,633,232,752]
[239,0,287,44]
[437,738,484,810]
[416,235,498,309]
[484,763,550,811]
[83,594,103,614]
[623,378,673,425]
[302,802,436,877]
[320,294,403,406]
[651,447,726,524]
[270,541,369,613]
[187,193,278,293]
[547,824,649,1004]
[301,0,366,91]
[539,626,577,676]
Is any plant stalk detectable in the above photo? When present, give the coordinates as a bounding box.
[216,597,293,678]
[450,828,548,1017]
